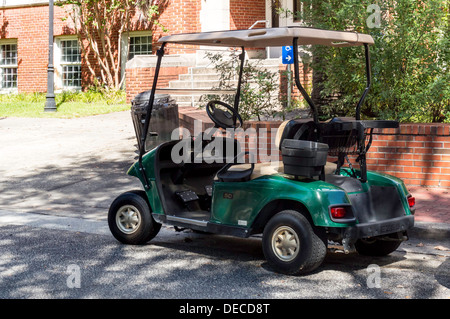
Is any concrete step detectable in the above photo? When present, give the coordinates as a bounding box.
[169,80,238,89]
[258,58,282,66]
[177,101,200,108]
[177,99,210,108]
[167,61,282,110]
[169,80,219,89]
[178,73,221,81]
[171,93,210,108]
[172,94,204,103]
[188,67,218,75]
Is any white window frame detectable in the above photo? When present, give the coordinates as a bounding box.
[127,32,153,60]
[0,39,18,94]
[54,36,82,92]
[265,0,303,27]
[120,31,153,83]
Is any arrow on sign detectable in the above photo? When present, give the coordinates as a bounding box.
[282,46,294,64]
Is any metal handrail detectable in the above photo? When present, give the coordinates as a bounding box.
[248,20,268,29]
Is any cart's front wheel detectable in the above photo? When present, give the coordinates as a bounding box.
[108,191,161,245]
[262,210,326,275]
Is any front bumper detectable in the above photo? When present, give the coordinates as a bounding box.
[343,215,414,241]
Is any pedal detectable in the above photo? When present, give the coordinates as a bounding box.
[175,190,199,203]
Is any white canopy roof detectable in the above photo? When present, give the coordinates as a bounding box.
[158,27,374,48]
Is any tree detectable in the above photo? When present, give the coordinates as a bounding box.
[289,0,449,122]
[57,0,168,91]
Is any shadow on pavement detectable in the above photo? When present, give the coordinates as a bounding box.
[0,154,142,220]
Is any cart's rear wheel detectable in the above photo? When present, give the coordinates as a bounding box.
[108,190,161,245]
[355,237,401,256]
[262,210,327,275]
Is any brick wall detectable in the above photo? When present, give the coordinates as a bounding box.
[367,124,450,188]
[0,5,73,93]
[0,1,202,93]
[230,0,266,29]
[279,63,312,102]
[177,107,450,189]
[126,65,189,103]
[0,1,274,93]
[154,0,201,54]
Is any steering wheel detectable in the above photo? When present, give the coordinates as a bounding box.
[206,100,243,129]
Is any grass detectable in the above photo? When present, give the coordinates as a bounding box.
[0,91,130,118]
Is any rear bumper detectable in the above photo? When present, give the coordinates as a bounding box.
[343,215,414,240]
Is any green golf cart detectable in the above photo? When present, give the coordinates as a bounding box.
[108,27,415,275]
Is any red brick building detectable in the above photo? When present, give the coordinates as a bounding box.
[0,0,303,94]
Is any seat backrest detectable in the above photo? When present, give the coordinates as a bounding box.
[275,119,316,149]
[275,120,290,150]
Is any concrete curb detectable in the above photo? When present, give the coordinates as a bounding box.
[410,221,450,240]
[0,210,109,236]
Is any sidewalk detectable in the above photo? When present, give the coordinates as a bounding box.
[409,186,450,224]
[408,186,450,240]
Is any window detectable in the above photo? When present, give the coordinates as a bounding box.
[293,0,303,22]
[60,39,81,89]
[128,34,152,60]
[120,32,153,87]
[0,42,18,90]
[292,0,311,23]
[55,37,82,90]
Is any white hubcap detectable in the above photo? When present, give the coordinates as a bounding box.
[116,205,141,234]
[271,226,300,262]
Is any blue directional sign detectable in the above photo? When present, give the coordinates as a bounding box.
[282,46,294,64]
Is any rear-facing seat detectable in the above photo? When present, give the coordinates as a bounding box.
[218,120,336,181]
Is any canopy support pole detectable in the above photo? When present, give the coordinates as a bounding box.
[233,47,246,125]
[293,38,318,124]
[139,42,166,190]
[355,43,371,120]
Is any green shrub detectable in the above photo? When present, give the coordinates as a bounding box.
[287,0,449,123]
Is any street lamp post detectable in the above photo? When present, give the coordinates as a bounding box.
[44,0,56,112]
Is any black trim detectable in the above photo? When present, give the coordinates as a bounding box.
[344,215,414,240]
[293,37,318,123]
[216,151,255,182]
[153,213,251,238]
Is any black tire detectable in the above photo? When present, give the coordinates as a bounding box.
[108,190,161,245]
[355,238,401,256]
[262,210,327,275]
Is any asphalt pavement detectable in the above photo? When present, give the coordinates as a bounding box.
[0,112,141,220]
